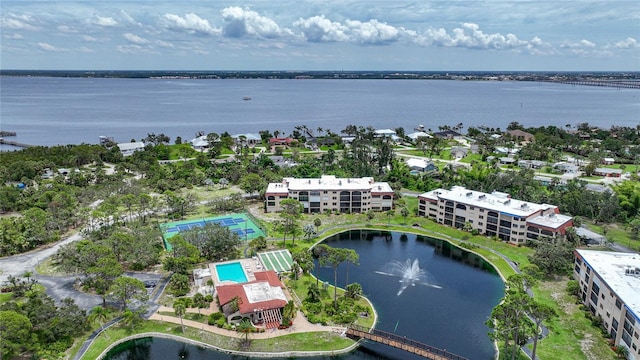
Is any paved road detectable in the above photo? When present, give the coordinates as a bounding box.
[0,230,163,312]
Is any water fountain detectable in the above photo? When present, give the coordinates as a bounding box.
[375,258,442,295]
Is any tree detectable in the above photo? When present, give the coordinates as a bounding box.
[180,223,241,261]
[345,283,362,299]
[279,199,303,247]
[528,301,556,360]
[528,241,575,277]
[0,310,33,359]
[169,273,191,296]
[343,248,359,286]
[316,244,350,309]
[88,306,110,339]
[192,292,208,315]
[240,173,265,198]
[306,283,321,303]
[173,299,187,333]
[108,276,149,311]
[282,300,296,325]
[303,223,316,240]
[386,209,395,226]
[236,318,253,348]
[400,206,409,224]
[313,218,322,233]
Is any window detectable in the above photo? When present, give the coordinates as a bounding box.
[616,299,622,309]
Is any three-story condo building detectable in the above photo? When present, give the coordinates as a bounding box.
[574,250,640,359]
[418,186,573,244]
[265,175,394,213]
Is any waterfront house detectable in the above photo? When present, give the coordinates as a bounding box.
[603,157,616,165]
[189,135,210,150]
[117,141,145,156]
[269,137,297,147]
[506,129,535,143]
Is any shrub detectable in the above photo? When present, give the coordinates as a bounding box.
[208,312,224,325]
[216,317,227,328]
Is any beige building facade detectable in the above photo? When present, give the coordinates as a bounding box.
[265,175,394,214]
[418,186,573,244]
[574,250,640,359]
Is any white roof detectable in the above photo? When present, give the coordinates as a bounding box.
[117,142,145,151]
[375,129,396,135]
[595,168,622,174]
[420,186,559,218]
[190,135,209,147]
[232,133,262,141]
[527,213,573,229]
[243,282,286,304]
[406,158,429,169]
[407,131,432,140]
[266,175,393,193]
[577,250,640,322]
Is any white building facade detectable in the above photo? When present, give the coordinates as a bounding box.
[418,186,573,244]
[265,175,393,214]
[574,250,640,359]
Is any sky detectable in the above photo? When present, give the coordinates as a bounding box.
[1,1,639,71]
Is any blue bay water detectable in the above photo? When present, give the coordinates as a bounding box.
[1,77,638,148]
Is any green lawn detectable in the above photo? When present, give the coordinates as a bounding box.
[79,319,354,359]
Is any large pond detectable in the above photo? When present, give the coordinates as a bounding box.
[106,230,504,360]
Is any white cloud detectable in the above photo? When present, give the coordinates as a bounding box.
[419,22,528,50]
[294,16,403,44]
[83,35,98,42]
[293,16,348,42]
[93,16,117,27]
[57,25,76,33]
[155,39,174,48]
[610,37,638,49]
[1,13,37,30]
[221,7,291,39]
[38,42,66,52]
[123,32,148,44]
[344,19,401,44]
[161,13,219,35]
[4,33,24,40]
[78,46,93,53]
[116,44,145,54]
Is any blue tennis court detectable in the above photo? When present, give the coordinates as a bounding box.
[160,213,264,250]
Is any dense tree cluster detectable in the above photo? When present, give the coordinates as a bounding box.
[0,282,88,359]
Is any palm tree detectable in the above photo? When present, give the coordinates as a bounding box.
[89,306,110,339]
[174,301,186,333]
[236,319,253,348]
[400,207,409,224]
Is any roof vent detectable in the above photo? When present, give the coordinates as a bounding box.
[466,192,472,197]
[479,194,486,199]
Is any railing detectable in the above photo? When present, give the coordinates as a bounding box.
[347,324,468,360]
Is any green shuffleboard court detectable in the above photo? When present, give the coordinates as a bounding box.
[258,249,293,273]
[160,213,265,251]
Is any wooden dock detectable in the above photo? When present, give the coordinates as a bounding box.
[0,138,33,148]
[346,324,468,360]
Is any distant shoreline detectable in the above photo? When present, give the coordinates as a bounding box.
[1,69,639,82]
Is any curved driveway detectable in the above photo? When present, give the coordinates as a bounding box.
[0,232,162,311]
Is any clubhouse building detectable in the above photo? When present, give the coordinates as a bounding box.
[574,250,640,358]
[418,186,573,244]
[265,175,394,213]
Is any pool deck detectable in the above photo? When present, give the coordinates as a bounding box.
[209,258,266,285]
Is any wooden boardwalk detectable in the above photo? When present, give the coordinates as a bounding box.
[346,324,468,360]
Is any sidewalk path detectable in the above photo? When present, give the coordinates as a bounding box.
[148,306,346,340]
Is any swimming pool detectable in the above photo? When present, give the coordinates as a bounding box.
[215,262,248,283]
